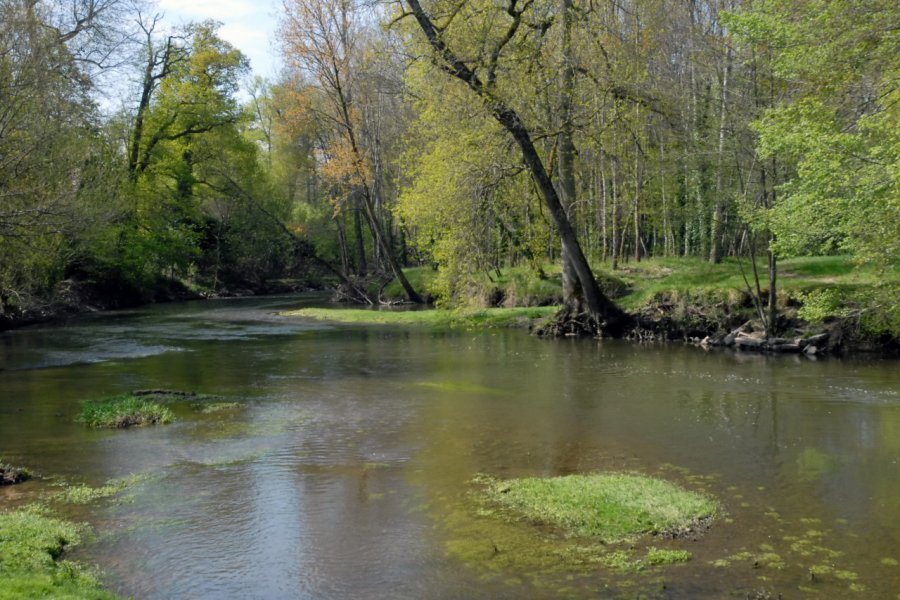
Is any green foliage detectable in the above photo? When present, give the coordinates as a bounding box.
[397,62,552,305]
[731,0,899,268]
[0,506,121,600]
[476,472,717,543]
[796,289,846,324]
[77,395,175,429]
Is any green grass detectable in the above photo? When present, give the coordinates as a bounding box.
[477,472,717,543]
[0,506,121,599]
[607,255,890,310]
[282,306,558,329]
[78,394,175,428]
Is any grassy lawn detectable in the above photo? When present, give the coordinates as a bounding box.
[606,255,890,310]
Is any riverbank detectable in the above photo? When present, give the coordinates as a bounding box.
[299,256,900,355]
[0,276,323,332]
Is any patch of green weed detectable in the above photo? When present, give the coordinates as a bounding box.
[78,395,174,428]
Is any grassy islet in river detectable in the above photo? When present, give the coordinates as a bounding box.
[78,394,175,428]
[477,472,717,543]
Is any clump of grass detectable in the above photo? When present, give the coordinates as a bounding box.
[0,506,120,599]
[645,547,691,565]
[477,472,717,543]
[77,394,174,428]
[0,461,31,485]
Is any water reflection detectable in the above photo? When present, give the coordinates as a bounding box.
[1,296,898,598]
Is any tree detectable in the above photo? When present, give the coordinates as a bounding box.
[397,0,628,330]
[280,0,424,303]
[0,0,124,314]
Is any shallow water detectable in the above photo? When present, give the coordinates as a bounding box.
[1,295,898,598]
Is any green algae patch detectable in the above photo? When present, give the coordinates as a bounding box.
[0,506,121,599]
[477,472,717,543]
[413,380,508,396]
[78,394,175,428]
[50,474,147,505]
[281,306,557,329]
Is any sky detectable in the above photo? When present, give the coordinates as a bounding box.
[157,0,282,80]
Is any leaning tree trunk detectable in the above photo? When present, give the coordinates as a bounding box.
[405,0,627,332]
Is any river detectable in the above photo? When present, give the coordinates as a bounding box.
[1,295,898,599]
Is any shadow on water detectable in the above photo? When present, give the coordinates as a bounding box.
[1,294,899,598]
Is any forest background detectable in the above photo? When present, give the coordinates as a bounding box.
[1,0,897,338]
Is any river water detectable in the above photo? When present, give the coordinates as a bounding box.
[1,295,898,599]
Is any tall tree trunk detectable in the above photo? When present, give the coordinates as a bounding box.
[611,161,619,270]
[633,145,642,262]
[557,0,582,312]
[335,216,350,276]
[710,27,732,264]
[352,191,367,276]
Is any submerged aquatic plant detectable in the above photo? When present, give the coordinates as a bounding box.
[51,474,147,505]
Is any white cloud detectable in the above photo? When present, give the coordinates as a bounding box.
[159,0,281,79]
[220,22,278,77]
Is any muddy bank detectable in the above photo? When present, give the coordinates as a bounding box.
[535,290,899,356]
[0,276,324,333]
[0,278,202,332]
[0,463,31,486]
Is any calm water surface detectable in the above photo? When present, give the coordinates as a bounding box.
[1,295,898,599]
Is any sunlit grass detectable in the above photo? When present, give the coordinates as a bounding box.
[605,255,890,310]
[282,306,557,328]
[0,506,121,600]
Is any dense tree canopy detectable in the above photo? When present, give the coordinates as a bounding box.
[0,0,896,333]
